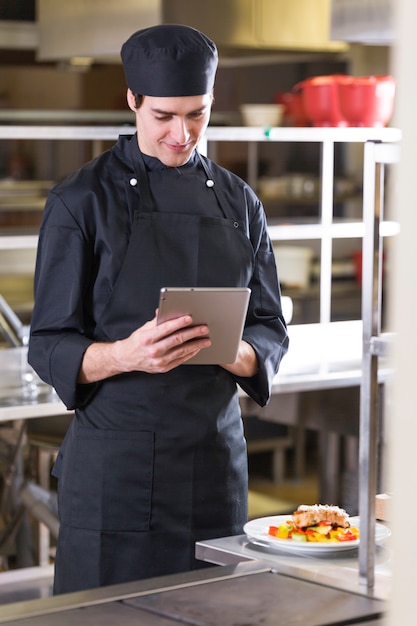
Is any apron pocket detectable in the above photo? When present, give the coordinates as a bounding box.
[60,425,154,532]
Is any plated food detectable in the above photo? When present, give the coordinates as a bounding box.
[243,503,391,555]
[268,504,359,544]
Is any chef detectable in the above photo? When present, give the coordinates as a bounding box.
[28,24,289,594]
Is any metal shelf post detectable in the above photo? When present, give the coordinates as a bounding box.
[359,141,400,588]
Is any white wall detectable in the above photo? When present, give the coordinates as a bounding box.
[387,0,417,623]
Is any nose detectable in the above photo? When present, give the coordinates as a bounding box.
[170,117,190,143]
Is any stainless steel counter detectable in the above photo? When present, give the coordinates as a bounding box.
[0,393,68,422]
[195,533,392,601]
[267,320,391,394]
[0,347,69,422]
[0,560,387,625]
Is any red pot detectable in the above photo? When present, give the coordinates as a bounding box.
[337,75,396,127]
[296,75,348,127]
[275,90,309,126]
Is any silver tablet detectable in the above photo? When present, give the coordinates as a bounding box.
[157,287,251,365]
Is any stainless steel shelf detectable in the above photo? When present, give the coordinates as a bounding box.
[204,126,402,143]
[267,219,399,241]
[0,235,38,250]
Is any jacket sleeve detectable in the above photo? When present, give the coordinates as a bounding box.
[28,191,98,410]
[234,194,289,407]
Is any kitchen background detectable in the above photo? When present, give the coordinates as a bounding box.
[0,0,392,315]
[0,0,399,575]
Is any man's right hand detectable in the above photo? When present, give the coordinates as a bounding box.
[77,314,211,383]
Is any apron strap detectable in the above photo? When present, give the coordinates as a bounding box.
[129,136,249,238]
[197,152,249,238]
[129,137,154,213]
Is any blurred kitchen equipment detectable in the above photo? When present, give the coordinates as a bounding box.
[295,75,348,127]
[375,493,391,521]
[352,249,386,284]
[0,294,29,347]
[240,103,284,127]
[274,91,309,126]
[0,295,40,399]
[281,295,293,324]
[258,174,319,201]
[274,245,314,288]
[337,75,396,127]
[293,74,396,128]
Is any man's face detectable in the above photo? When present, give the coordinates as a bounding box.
[128,91,213,168]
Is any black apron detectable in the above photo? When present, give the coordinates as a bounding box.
[53,140,255,593]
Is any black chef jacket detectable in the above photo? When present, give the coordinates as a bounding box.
[28,133,289,593]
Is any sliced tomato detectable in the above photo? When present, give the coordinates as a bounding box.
[268,526,279,537]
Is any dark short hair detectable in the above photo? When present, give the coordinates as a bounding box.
[132,92,215,109]
[133,94,144,108]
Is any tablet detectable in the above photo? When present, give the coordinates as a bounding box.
[157,287,251,365]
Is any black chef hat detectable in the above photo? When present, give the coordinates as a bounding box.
[121,24,218,97]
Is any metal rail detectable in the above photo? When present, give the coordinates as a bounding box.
[359,141,400,588]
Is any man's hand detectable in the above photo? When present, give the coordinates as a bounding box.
[221,340,259,378]
[78,314,211,383]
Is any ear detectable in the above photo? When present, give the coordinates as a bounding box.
[126,88,137,112]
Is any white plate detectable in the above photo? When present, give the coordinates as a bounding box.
[244,515,391,555]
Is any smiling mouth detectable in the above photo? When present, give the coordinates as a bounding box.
[165,142,193,152]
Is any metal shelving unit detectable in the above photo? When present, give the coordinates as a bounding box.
[201,126,401,324]
[0,125,401,328]
[0,123,402,589]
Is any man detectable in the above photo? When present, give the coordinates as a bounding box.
[28,24,289,594]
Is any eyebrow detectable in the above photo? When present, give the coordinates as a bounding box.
[150,106,208,116]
